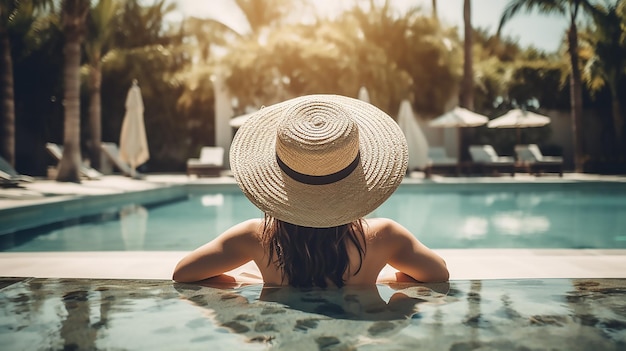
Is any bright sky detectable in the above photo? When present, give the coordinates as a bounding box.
[169,0,568,52]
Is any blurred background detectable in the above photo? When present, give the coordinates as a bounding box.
[1,0,624,176]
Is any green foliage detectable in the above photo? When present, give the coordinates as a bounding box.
[10,11,64,174]
[506,60,570,110]
[220,3,461,117]
[112,0,179,49]
[234,0,297,34]
[84,0,119,63]
[579,1,626,96]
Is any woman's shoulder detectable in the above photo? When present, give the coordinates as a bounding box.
[363,217,403,232]
[363,218,412,242]
[236,218,265,230]
[221,218,265,241]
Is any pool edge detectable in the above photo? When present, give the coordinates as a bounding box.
[1,249,625,281]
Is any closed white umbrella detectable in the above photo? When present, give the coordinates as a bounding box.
[357,86,370,103]
[119,80,149,177]
[487,109,551,144]
[397,99,429,171]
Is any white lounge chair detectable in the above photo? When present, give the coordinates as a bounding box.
[45,142,103,180]
[187,147,225,177]
[469,145,515,176]
[515,144,563,176]
[100,142,143,178]
[424,146,459,177]
[0,156,34,187]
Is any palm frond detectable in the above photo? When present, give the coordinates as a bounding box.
[498,0,566,36]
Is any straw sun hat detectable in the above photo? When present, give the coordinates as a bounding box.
[230,94,408,228]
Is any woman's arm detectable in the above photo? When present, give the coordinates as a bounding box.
[172,219,262,282]
[378,218,449,283]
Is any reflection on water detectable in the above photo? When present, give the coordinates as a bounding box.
[491,211,550,235]
[376,190,626,249]
[120,204,148,250]
[1,278,624,350]
[460,217,488,239]
[201,194,224,207]
[2,189,626,251]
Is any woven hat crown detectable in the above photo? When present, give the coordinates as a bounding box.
[230,94,408,228]
[276,99,360,177]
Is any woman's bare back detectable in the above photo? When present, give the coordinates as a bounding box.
[173,217,448,285]
[248,218,449,286]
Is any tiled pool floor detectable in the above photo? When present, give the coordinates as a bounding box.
[1,277,624,350]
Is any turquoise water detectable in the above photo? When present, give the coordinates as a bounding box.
[1,187,625,251]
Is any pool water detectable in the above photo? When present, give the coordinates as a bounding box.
[1,277,625,350]
[1,187,625,251]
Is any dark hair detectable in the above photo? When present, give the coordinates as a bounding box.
[262,215,367,288]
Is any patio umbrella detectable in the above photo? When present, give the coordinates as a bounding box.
[397,99,429,171]
[487,109,551,144]
[429,107,488,162]
[429,106,489,128]
[119,79,149,178]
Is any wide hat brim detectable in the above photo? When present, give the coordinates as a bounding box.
[230,94,408,228]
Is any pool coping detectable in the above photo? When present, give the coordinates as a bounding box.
[1,249,626,282]
[1,173,625,282]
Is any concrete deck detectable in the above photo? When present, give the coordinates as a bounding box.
[1,172,625,282]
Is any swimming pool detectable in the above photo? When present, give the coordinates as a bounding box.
[1,182,626,350]
[1,183,625,252]
[2,276,625,350]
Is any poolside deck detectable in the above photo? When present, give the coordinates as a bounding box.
[1,173,625,281]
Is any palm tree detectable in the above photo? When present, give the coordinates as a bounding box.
[234,0,294,35]
[461,0,474,110]
[0,1,18,167]
[178,0,293,110]
[56,0,90,183]
[499,0,592,172]
[459,0,474,163]
[0,0,50,167]
[83,0,120,170]
[580,1,625,150]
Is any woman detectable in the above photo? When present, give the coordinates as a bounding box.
[173,94,449,287]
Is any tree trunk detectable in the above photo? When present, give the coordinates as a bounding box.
[459,0,473,163]
[610,86,623,151]
[88,63,102,170]
[461,0,473,110]
[0,30,15,167]
[432,0,438,21]
[56,29,83,183]
[567,19,585,173]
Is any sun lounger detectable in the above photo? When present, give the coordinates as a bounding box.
[515,144,563,176]
[0,156,34,187]
[469,145,515,176]
[45,143,103,180]
[187,146,225,177]
[424,147,459,177]
[100,142,143,178]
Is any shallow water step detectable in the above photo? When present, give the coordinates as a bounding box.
[1,277,624,350]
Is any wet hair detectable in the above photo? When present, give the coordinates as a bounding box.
[261,215,366,288]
